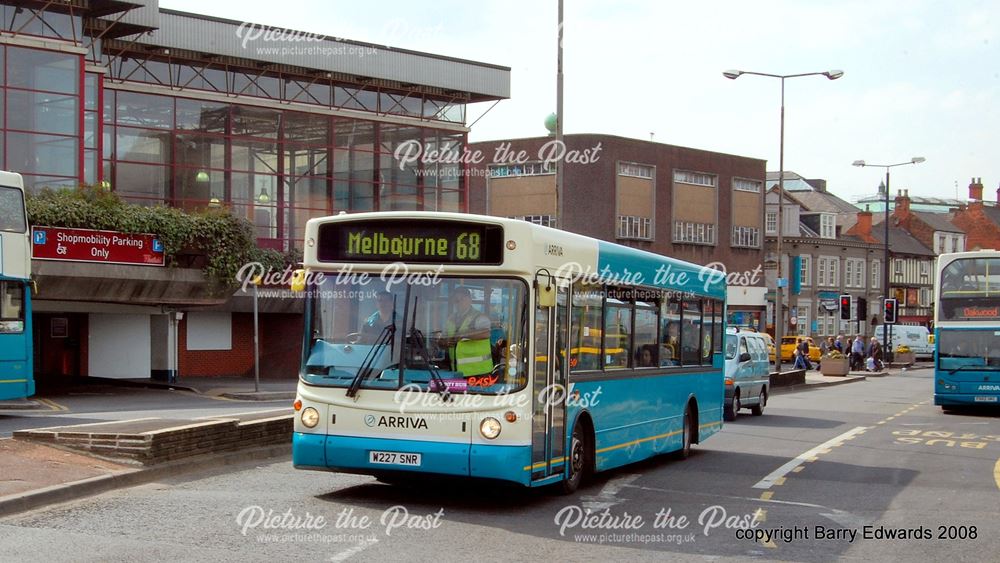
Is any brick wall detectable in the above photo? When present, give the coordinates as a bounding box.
[179,313,255,377]
[178,312,303,378]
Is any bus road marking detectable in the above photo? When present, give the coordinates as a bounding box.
[753,508,767,522]
[329,537,378,562]
[753,426,869,490]
[994,458,1000,491]
[38,398,68,411]
[759,491,773,500]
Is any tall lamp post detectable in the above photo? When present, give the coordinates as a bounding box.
[724,69,843,372]
[851,157,925,363]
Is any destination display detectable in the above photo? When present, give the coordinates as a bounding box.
[939,300,1000,321]
[317,220,504,264]
[32,226,164,266]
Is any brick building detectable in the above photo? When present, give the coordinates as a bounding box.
[950,178,1000,251]
[467,134,768,328]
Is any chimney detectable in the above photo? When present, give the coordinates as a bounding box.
[894,188,911,218]
[854,205,874,242]
[969,177,984,201]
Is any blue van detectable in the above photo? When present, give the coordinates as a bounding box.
[724,328,770,421]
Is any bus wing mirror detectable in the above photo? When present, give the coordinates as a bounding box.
[290,269,307,293]
[535,281,556,308]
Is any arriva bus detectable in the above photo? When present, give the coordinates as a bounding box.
[0,171,32,401]
[934,250,1000,409]
[291,212,726,492]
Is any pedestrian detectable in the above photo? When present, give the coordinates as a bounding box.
[798,338,813,370]
[851,334,865,371]
[819,337,830,355]
[834,335,845,353]
[869,337,883,371]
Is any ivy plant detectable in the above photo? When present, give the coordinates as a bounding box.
[27,186,300,293]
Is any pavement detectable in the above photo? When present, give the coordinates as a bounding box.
[0,364,930,519]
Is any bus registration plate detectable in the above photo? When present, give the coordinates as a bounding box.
[369,451,422,466]
[973,396,997,403]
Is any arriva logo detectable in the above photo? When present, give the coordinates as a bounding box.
[977,385,1000,391]
[366,415,429,429]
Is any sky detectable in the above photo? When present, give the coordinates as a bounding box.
[161,0,1000,204]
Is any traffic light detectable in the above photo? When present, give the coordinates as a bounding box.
[857,297,867,322]
[840,294,852,320]
[884,298,898,324]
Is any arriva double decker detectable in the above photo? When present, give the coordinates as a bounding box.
[934,250,1000,409]
[0,171,32,401]
[291,212,725,492]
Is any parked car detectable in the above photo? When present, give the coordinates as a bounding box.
[780,336,821,362]
[724,328,770,420]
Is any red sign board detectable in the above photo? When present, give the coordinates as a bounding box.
[31,226,165,266]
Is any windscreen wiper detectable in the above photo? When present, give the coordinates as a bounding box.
[947,364,1000,374]
[405,296,451,401]
[345,322,395,399]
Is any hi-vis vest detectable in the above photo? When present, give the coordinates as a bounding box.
[446,310,492,377]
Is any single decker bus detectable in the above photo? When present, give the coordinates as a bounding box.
[291,212,726,492]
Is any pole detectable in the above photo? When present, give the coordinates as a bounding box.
[253,281,260,393]
[883,168,891,364]
[555,0,564,229]
[774,77,785,372]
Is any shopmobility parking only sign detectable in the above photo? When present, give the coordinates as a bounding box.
[32,226,165,266]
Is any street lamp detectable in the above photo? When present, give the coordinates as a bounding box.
[724,69,843,372]
[852,156,925,364]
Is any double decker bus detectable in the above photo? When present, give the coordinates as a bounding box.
[0,171,32,401]
[291,212,726,492]
[934,250,1000,409]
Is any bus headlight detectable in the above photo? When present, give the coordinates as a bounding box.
[301,407,320,428]
[480,417,501,439]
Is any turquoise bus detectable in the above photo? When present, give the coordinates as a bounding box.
[0,171,32,401]
[934,250,1000,409]
[291,212,725,492]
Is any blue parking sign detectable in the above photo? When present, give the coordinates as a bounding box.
[152,238,163,253]
[33,230,46,245]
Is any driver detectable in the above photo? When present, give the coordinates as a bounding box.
[361,291,396,340]
[441,287,493,376]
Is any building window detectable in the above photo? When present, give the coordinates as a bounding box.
[509,215,556,227]
[618,162,653,178]
[797,302,810,336]
[673,221,716,245]
[766,211,777,235]
[733,178,762,193]
[872,260,880,289]
[673,170,716,187]
[800,256,811,288]
[829,258,840,287]
[489,161,555,178]
[818,258,827,287]
[845,260,854,288]
[920,287,931,307]
[855,259,864,288]
[731,226,759,248]
[920,261,929,277]
[618,215,651,240]
[894,260,903,275]
[951,237,959,253]
[935,234,945,254]
[820,214,835,239]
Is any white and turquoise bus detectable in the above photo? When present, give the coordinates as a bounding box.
[934,250,1000,409]
[0,171,32,401]
[292,212,726,492]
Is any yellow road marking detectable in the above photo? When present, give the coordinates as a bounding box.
[792,466,804,473]
[994,458,1000,491]
[877,421,886,425]
[763,539,778,549]
[759,491,773,501]
[773,477,786,486]
[753,508,767,523]
[38,398,67,411]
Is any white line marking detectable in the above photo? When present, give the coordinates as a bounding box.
[753,426,869,489]
[582,473,642,511]
[329,538,378,562]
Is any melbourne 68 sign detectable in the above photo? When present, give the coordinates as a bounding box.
[32,226,165,266]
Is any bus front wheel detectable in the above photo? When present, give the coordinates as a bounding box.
[674,406,694,460]
[559,423,588,494]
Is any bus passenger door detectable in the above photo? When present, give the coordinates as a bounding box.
[530,285,568,482]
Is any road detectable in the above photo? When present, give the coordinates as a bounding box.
[0,383,289,438]
[1,369,998,562]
